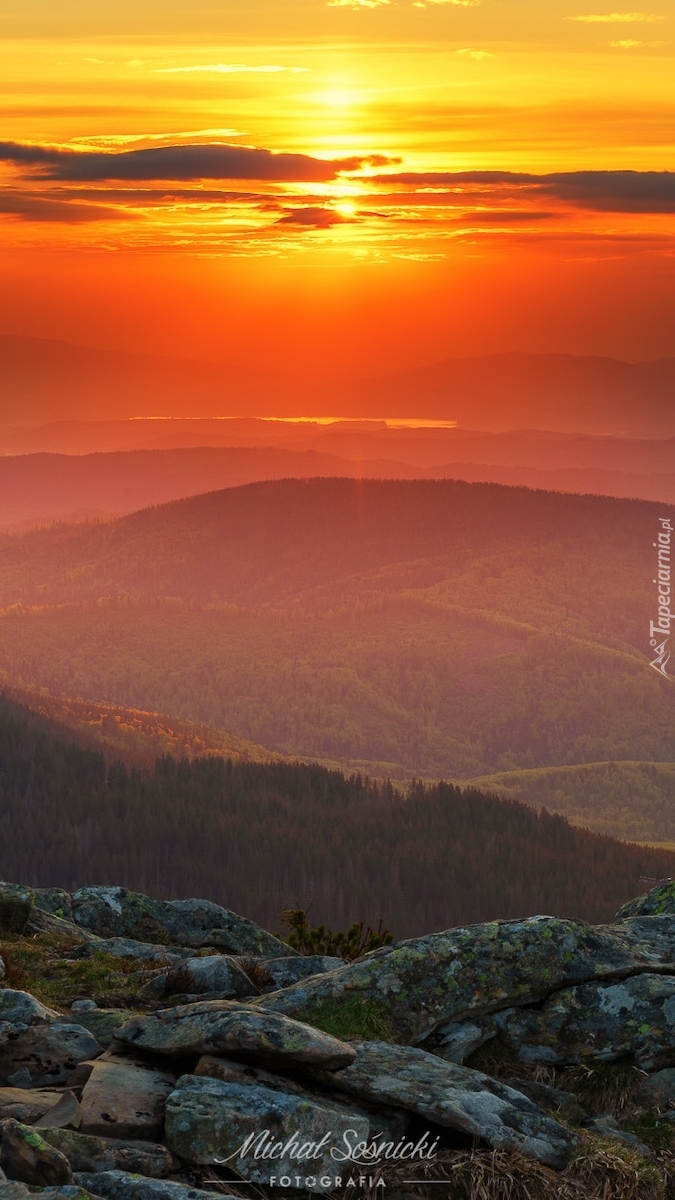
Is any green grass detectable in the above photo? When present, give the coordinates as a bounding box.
[0,932,160,1012]
[299,995,393,1041]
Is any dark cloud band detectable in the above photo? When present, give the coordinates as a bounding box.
[0,141,393,183]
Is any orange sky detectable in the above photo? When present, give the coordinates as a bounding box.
[1,0,674,382]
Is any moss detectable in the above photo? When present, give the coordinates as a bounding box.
[298,994,393,1041]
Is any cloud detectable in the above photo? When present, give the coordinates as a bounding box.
[0,141,393,183]
[455,47,495,58]
[327,0,390,7]
[371,169,675,212]
[610,36,665,43]
[0,190,128,223]
[566,11,664,21]
[276,206,349,227]
[153,64,308,75]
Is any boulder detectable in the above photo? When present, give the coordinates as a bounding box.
[617,881,675,918]
[324,1041,578,1170]
[68,1011,134,1051]
[258,913,675,1045]
[492,973,675,1070]
[79,1055,176,1140]
[0,1117,72,1186]
[0,885,34,935]
[0,1023,103,1089]
[153,955,257,1001]
[71,887,292,957]
[638,1067,675,1108]
[33,889,74,921]
[114,1000,356,1069]
[0,991,58,1028]
[243,956,346,993]
[164,1072,372,1190]
[74,1170,240,1199]
[40,1129,172,1177]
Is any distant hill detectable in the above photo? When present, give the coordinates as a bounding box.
[2,690,675,936]
[2,335,675,434]
[0,478,672,821]
[462,762,675,844]
[2,437,675,529]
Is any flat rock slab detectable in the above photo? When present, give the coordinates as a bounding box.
[165,1073,372,1190]
[41,1128,172,1177]
[115,1001,356,1069]
[71,887,292,957]
[0,1087,69,1124]
[325,1041,578,1170]
[71,1011,131,1051]
[71,939,187,965]
[0,1023,103,1089]
[74,1170,241,1199]
[0,1117,72,1186]
[79,1056,176,1140]
[258,913,675,1045]
[494,973,675,1070]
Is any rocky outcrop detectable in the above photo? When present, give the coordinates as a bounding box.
[5,879,675,1197]
[258,911,675,1044]
[70,887,292,957]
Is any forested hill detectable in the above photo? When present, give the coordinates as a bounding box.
[2,691,675,937]
[0,478,671,789]
[0,477,664,634]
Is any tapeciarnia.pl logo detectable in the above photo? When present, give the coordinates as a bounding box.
[649,516,672,679]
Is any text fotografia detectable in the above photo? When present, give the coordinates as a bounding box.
[649,516,672,679]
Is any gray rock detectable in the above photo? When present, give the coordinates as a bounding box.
[0,1117,72,1186]
[425,1018,499,1064]
[158,955,257,1000]
[40,1129,172,1177]
[5,1072,32,1091]
[79,1055,176,1140]
[115,1000,356,1069]
[0,955,4,983]
[244,956,346,993]
[258,913,675,1046]
[583,1118,650,1154]
[74,1170,240,1199]
[493,973,675,1070]
[0,1023,102,1089]
[71,887,292,957]
[165,1073,372,1190]
[504,1079,588,1126]
[69,1011,133,1051]
[638,1067,675,1107]
[32,889,74,920]
[24,907,101,943]
[325,1041,578,1169]
[0,886,34,936]
[71,1001,98,1014]
[0,991,58,1028]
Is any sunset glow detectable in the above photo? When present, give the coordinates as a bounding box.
[1,0,674,386]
